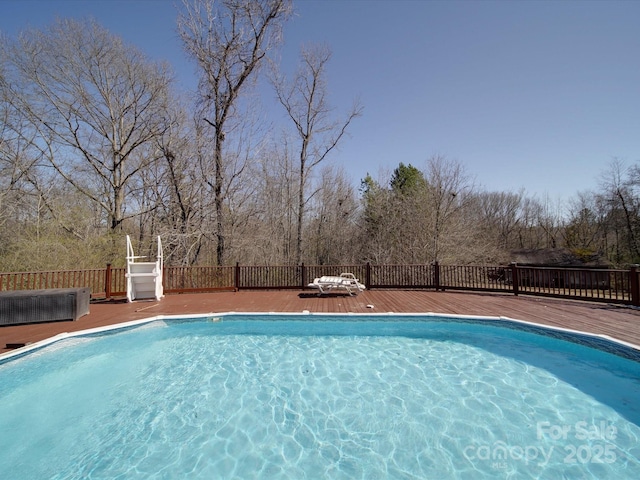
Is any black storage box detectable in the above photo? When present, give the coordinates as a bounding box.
[0,288,90,326]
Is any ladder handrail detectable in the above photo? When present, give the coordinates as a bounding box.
[126,235,164,302]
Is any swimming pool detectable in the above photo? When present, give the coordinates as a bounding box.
[1,313,639,478]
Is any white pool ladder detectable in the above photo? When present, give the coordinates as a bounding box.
[126,235,164,302]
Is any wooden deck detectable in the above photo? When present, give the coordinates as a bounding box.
[2,289,640,355]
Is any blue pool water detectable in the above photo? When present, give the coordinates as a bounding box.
[1,314,639,479]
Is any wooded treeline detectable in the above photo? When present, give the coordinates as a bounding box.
[1,0,638,271]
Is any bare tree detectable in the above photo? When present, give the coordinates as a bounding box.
[598,158,640,264]
[535,194,565,250]
[0,45,43,233]
[563,190,605,256]
[306,165,359,264]
[423,155,474,262]
[475,190,524,251]
[272,44,362,265]
[3,19,173,233]
[178,0,292,265]
[358,170,408,263]
[241,136,298,263]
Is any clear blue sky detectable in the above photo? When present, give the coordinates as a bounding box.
[1,0,639,202]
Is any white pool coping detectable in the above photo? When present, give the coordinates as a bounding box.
[1,311,639,362]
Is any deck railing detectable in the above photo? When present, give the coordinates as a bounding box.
[164,266,235,293]
[1,262,639,306]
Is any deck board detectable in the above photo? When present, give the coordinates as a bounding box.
[2,289,640,354]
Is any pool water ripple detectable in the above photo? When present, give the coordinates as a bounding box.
[1,317,640,478]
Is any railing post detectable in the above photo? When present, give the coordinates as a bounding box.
[163,265,167,292]
[366,262,371,289]
[235,262,240,291]
[105,263,112,300]
[629,264,640,306]
[434,261,441,291]
[301,263,306,289]
[511,262,519,296]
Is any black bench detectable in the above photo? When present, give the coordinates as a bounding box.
[0,288,90,326]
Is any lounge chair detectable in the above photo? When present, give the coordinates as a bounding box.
[307,272,366,296]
